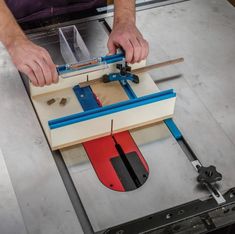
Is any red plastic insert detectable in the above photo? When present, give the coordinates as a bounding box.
[83,88,149,192]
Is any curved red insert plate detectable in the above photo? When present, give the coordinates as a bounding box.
[83,131,149,192]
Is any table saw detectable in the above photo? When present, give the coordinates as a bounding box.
[1,0,235,234]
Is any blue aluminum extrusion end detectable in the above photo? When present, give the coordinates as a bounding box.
[57,53,125,75]
[164,118,182,140]
[101,53,125,64]
[73,85,100,110]
[120,84,182,140]
[107,73,139,83]
[57,64,69,73]
[119,81,137,100]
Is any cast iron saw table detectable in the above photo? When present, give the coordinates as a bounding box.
[0,0,235,233]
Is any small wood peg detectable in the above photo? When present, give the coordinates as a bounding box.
[60,98,67,106]
[47,98,56,105]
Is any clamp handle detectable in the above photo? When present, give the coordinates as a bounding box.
[116,63,131,76]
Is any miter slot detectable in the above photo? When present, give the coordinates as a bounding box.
[164,118,226,205]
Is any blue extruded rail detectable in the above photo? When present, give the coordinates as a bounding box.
[164,118,182,140]
[101,53,124,64]
[57,53,125,75]
[48,89,176,130]
[117,79,182,140]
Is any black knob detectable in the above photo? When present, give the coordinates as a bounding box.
[116,64,123,70]
[132,75,139,84]
[197,165,222,185]
[125,62,132,72]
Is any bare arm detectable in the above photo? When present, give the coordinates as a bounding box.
[0,0,26,48]
[113,0,136,26]
[108,0,149,63]
[0,0,58,86]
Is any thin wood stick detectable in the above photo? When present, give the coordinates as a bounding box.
[79,57,184,87]
[132,57,184,75]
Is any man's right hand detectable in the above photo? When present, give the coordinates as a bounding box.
[8,38,58,87]
[0,0,58,86]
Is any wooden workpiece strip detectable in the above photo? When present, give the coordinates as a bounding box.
[132,57,184,75]
[89,73,160,106]
[79,57,184,88]
[90,81,129,106]
[30,60,146,97]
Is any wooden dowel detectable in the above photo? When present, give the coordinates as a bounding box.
[79,57,184,87]
[132,57,184,75]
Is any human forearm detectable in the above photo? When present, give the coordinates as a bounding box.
[0,0,26,49]
[113,0,135,26]
[0,0,58,86]
[108,0,149,63]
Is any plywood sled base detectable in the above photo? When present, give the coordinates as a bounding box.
[30,61,176,150]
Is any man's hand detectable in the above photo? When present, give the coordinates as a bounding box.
[108,21,149,64]
[108,0,149,64]
[8,38,58,87]
[0,0,58,87]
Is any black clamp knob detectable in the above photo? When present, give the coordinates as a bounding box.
[132,74,140,84]
[197,165,222,185]
[116,63,131,76]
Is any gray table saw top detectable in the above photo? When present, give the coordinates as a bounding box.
[0,45,84,234]
[70,1,235,231]
[105,0,235,192]
[136,0,235,192]
[0,0,235,233]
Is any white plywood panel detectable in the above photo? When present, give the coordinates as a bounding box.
[51,97,176,149]
[129,73,160,97]
[32,87,83,145]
